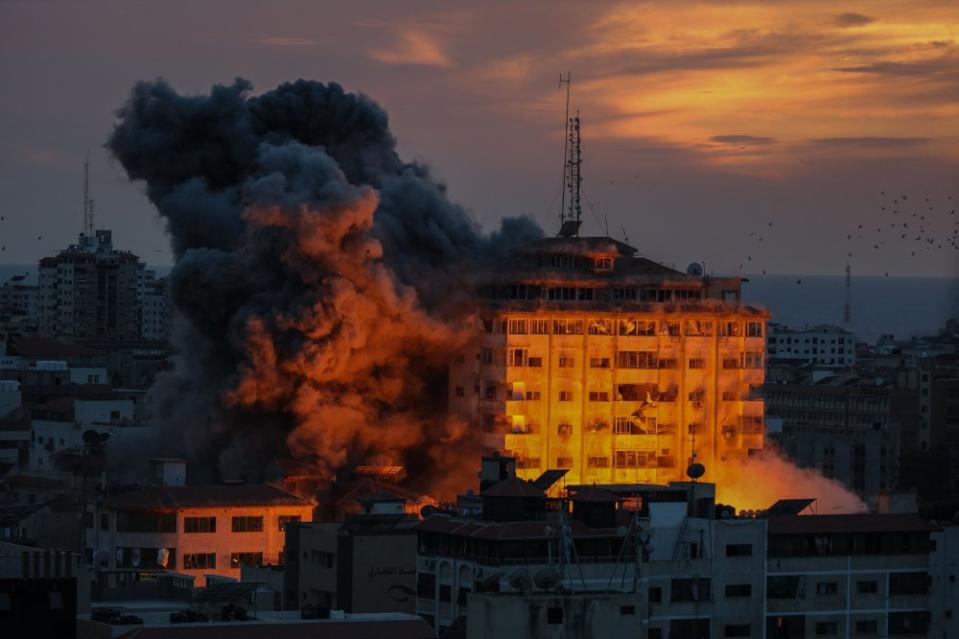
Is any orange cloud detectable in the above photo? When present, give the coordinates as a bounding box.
[370,29,453,68]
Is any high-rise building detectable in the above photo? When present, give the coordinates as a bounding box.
[38,230,143,343]
[449,236,769,486]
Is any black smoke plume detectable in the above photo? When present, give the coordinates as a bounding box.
[106,78,541,493]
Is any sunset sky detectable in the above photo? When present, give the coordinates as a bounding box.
[1,0,957,277]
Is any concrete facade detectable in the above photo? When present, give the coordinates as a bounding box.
[451,236,768,488]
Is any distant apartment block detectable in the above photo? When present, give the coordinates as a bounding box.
[38,230,143,342]
[768,323,856,368]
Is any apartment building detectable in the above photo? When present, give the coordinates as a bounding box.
[38,230,144,343]
[451,236,769,487]
[87,481,314,585]
[416,455,947,639]
[767,324,856,368]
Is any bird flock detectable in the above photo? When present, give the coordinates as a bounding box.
[734,192,957,282]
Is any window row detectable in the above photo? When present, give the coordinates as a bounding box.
[503,349,762,370]
[114,512,300,533]
[499,318,764,337]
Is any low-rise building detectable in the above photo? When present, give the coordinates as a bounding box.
[284,494,418,613]
[88,483,314,585]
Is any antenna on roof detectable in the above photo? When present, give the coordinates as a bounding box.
[559,111,583,238]
[558,72,571,233]
[82,154,95,238]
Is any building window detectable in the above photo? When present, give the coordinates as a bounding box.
[588,319,613,335]
[815,621,838,636]
[743,352,763,368]
[481,349,493,365]
[724,583,751,598]
[557,423,573,435]
[184,516,216,533]
[552,319,583,335]
[485,384,497,400]
[528,356,543,367]
[688,358,705,369]
[719,321,743,336]
[559,390,573,401]
[100,514,109,531]
[616,351,657,369]
[589,391,610,402]
[614,450,656,468]
[620,605,635,615]
[590,357,610,368]
[724,625,751,637]
[508,348,528,367]
[587,456,609,468]
[231,516,264,533]
[889,571,928,595]
[594,256,614,271]
[279,515,301,531]
[455,386,464,398]
[230,552,263,568]
[117,511,177,533]
[815,581,839,597]
[722,358,740,369]
[619,319,656,336]
[508,319,528,334]
[558,356,574,368]
[556,456,573,468]
[746,322,763,337]
[856,580,878,594]
[855,620,878,635]
[888,611,930,634]
[661,321,681,337]
[525,391,541,400]
[725,544,752,557]
[183,553,216,570]
[530,319,550,335]
[648,586,662,603]
[685,320,713,336]
[547,607,563,624]
[767,576,803,599]
[670,578,710,602]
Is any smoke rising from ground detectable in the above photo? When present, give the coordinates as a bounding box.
[106,78,541,494]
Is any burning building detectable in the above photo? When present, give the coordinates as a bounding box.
[450,236,769,487]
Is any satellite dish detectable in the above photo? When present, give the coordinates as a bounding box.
[533,568,562,591]
[687,463,706,480]
[508,569,532,592]
[686,262,704,277]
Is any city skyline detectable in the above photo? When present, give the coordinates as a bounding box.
[1,0,958,277]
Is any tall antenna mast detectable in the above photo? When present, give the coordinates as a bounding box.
[558,72,571,232]
[82,156,95,238]
[843,263,852,326]
[566,112,582,230]
[558,111,584,238]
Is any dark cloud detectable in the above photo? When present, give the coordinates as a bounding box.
[834,13,876,28]
[710,135,776,146]
[105,78,543,491]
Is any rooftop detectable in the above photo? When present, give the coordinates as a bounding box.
[483,476,545,499]
[767,513,936,535]
[102,484,314,511]
[8,336,104,359]
[415,513,629,540]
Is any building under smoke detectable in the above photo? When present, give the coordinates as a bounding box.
[450,236,769,487]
